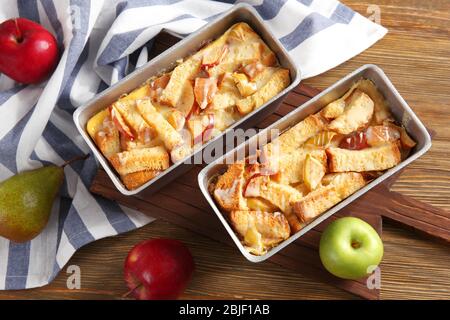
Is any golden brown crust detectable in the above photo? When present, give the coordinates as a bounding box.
[328,90,374,134]
[326,142,401,172]
[293,172,366,222]
[121,170,160,190]
[236,68,290,115]
[229,210,290,255]
[110,146,170,176]
[213,163,248,211]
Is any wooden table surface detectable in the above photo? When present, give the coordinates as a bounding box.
[1,0,449,300]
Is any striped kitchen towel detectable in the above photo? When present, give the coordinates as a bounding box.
[0,0,387,290]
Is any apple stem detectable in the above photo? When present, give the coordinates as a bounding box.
[62,154,90,168]
[14,18,23,43]
[122,283,143,299]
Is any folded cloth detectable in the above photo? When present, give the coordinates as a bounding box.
[0,0,386,290]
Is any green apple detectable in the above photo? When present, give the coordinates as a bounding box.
[319,217,383,280]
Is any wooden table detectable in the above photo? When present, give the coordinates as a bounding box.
[1,0,449,300]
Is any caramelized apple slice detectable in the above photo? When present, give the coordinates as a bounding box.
[365,125,400,147]
[303,154,326,191]
[109,105,134,140]
[149,74,170,101]
[194,77,218,109]
[202,44,228,69]
[304,131,339,148]
[241,61,264,80]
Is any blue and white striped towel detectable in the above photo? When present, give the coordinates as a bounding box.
[0,0,386,290]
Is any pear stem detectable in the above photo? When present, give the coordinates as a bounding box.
[122,283,143,299]
[61,154,90,168]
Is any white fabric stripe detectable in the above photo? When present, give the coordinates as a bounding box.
[119,205,155,227]
[95,0,229,62]
[0,75,17,92]
[49,108,90,154]
[34,137,79,199]
[289,22,386,78]
[72,179,118,240]
[0,86,43,140]
[0,1,18,21]
[25,198,60,288]
[55,232,75,269]
[0,162,14,181]
[0,239,9,289]
[309,0,339,16]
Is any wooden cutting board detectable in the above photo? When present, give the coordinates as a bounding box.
[89,32,449,300]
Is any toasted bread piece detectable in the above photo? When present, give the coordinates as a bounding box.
[112,100,154,142]
[93,115,120,159]
[213,163,248,211]
[321,99,346,120]
[230,211,290,255]
[110,146,170,176]
[121,170,160,190]
[244,175,304,233]
[326,142,401,172]
[160,57,201,106]
[355,79,392,124]
[293,172,366,222]
[136,99,184,151]
[236,68,290,115]
[121,84,151,102]
[274,148,327,185]
[262,114,326,171]
[328,90,374,134]
[233,73,257,97]
[120,135,163,151]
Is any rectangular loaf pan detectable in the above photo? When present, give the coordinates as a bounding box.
[198,64,432,263]
[73,3,301,196]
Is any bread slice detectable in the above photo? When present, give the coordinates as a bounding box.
[121,170,160,190]
[229,210,290,255]
[213,163,248,211]
[274,148,327,185]
[244,175,304,233]
[110,146,170,176]
[112,100,154,141]
[328,90,374,134]
[136,99,185,151]
[88,111,120,159]
[261,114,326,171]
[326,142,401,172]
[160,57,201,107]
[293,172,366,222]
[236,68,290,115]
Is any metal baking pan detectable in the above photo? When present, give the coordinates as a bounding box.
[73,3,301,196]
[198,64,432,263]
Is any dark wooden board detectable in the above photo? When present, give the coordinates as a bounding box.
[89,32,449,300]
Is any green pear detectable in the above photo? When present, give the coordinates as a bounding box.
[0,165,64,242]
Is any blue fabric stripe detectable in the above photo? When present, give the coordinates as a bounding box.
[0,106,35,173]
[63,205,95,249]
[0,85,25,105]
[297,0,313,6]
[95,196,137,233]
[330,3,355,24]
[5,242,30,290]
[40,0,65,47]
[58,39,90,111]
[254,0,287,20]
[116,0,181,16]
[18,0,40,22]
[97,28,146,66]
[280,12,335,50]
[57,0,91,98]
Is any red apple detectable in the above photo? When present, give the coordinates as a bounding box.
[124,238,195,300]
[0,18,59,84]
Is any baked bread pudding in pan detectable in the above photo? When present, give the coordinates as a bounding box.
[86,23,291,190]
[210,78,417,255]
